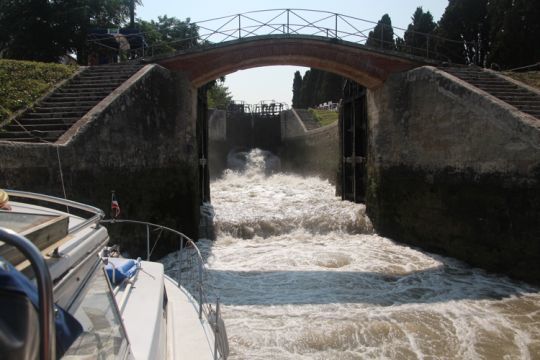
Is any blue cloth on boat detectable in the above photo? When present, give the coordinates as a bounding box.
[0,257,83,357]
[104,258,138,285]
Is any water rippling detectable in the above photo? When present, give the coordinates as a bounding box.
[165,149,540,359]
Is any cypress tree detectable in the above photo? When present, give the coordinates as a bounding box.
[366,14,395,50]
[292,71,302,108]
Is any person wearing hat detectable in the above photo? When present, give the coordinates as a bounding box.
[0,189,11,211]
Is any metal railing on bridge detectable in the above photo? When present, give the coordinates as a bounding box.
[89,9,476,64]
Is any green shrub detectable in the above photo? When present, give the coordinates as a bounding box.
[308,108,339,126]
[0,60,78,123]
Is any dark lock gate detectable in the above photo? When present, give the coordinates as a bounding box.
[340,81,367,203]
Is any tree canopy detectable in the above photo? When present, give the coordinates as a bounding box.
[0,0,141,62]
[293,69,345,109]
[487,0,540,69]
[366,14,395,50]
[403,7,437,56]
[207,80,232,110]
[292,71,303,108]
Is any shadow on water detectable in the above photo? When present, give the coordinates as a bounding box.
[203,266,539,306]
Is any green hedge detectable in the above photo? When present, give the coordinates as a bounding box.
[0,59,77,122]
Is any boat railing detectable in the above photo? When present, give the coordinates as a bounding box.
[100,219,229,360]
[5,190,105,234]
[0,227,56,360]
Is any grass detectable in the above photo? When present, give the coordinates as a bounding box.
[309,108,339,126]
[0,59,78,123]
[503,71,540,90]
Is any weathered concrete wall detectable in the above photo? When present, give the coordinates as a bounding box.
[281,109,307,138]
[367,66,540,283]
[208,109,228,179]
[209,109,226,141]
[0,64,200,257]
[279,121,339,184]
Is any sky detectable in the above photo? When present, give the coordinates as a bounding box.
[137,0,449,106]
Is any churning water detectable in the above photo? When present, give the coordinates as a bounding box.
[173,149,540,359]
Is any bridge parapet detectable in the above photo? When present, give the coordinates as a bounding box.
[129,9,469,65]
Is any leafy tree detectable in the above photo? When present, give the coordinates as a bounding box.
[366,14,395,50]
[292,71,302,108]
[403,7,437,57]
[436,0,489,65]
[138,16,199,56]
[150,15,198,51]
[0,0,64,61]
[207,80,232,110]
[487,0,540,69]
[0,0,141,62]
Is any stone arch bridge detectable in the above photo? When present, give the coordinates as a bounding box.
[151,34,429,88]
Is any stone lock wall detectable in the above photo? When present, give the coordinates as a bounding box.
[366,66,540,283]
[0,65,201,257]
[279,119,339,185]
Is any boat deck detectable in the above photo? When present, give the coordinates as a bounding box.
[164,276,216,360]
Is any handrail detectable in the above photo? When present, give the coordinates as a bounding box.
[5,189,105,234]
[90,9,478,65]
[0,227,56,360]
[100,218,228,359]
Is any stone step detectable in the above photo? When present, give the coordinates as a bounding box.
[0,137,46,143]
[78,73,134,79]
[515,105,540,113]
[4,122,74,132]
[56,88,115,95]
[46,95,105,102]
[70,80,127,87]
[0,130,64,140]
[486,91,539,98]
[68,81,125,88]
[40,100,98,107]
[33,105,94,113]
[68,80,121,87]
[25,111,87,119]
[60,85,119,93]
[461,79,509,85]
[475,84,521,91]
[87,67,143,74]
[15,117,80,125]
[490,93,540,104]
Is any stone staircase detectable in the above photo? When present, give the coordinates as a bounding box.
[0,64,143,143]
[294,109,321,130]
[442,66,540,119]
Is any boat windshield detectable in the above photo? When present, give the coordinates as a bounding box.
[63,264,130,359]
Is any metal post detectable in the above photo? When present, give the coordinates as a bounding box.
[146,224,150,260]
[287,9,290,34]
[198,262,203,319]
[238,15,241,39]
[214,298,220,360]
[335,13,338,38]
[426,36,430,58]
[178,235,184,285]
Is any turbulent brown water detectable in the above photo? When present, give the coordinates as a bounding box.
[173,149,540,359]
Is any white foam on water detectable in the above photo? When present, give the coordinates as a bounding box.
[164,149,540,359]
